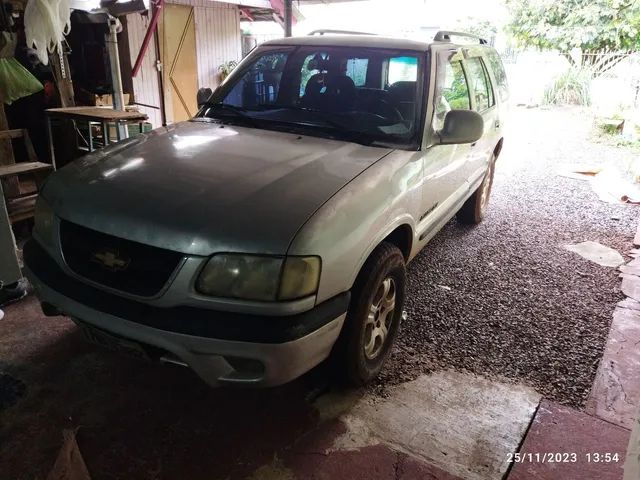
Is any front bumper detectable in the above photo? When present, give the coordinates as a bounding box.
[24,240,348,387]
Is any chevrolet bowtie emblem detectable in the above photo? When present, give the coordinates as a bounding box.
[91,249,131,272]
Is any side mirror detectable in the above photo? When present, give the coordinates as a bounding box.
[437,109,484,145]
[197,88,213,109]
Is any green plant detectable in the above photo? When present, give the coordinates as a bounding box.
[543,68,592,106]
[218,60,238,81]
[506,0,640,77]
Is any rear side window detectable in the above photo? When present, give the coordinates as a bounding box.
[485,50,509,102]
[465,57,494,112]
[345,58,369,86]
[433,53,470,130]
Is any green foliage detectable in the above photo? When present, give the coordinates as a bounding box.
[506,0,640,53]
[218,60,238,80]
[445,74,471,109]
[542,68,592,105]
[453,17,498,44]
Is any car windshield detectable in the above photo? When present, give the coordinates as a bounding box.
[198,46,424,149]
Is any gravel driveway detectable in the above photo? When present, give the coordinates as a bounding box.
[376,106,639,408]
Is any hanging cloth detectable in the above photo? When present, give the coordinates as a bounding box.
[24,0,71,65]
[0,32,43,105]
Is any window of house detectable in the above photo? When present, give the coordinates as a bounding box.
[465,57,494,112]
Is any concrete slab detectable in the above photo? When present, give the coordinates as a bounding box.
[315,371,541,480]
[508,400,629,480]
[634,223,640,248]
[621,274,640,302]
[564,241,624,267]
[587,307,640,429]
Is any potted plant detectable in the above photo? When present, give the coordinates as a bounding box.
[218,60,238,82]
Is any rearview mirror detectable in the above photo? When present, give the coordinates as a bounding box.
[437,110,484,145]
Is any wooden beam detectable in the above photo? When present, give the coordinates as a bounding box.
[0,103,20,197]
[49,47,75,108]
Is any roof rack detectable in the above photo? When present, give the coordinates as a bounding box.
[433,30,488,45]
[308,29,376,36]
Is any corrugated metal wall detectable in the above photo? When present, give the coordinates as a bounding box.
[126,12,163,128]
[126,1,242,127]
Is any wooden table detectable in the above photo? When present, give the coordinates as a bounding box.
[45,107,148,168]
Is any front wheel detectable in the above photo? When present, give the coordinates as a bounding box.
[457,155,496,224]
[334,242,406,386]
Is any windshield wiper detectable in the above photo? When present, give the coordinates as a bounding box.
[255,104,378,145]
[203,103,260,127]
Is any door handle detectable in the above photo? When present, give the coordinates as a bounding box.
[494,120,500,129]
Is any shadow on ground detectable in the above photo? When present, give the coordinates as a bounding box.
[0,296,348,480]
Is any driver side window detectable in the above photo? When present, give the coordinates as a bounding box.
[433,52,471,131]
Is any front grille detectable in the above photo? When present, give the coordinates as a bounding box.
[59,220,184,297]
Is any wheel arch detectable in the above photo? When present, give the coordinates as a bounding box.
[349,221,414,292]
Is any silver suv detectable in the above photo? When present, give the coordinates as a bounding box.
[25,31,507,387]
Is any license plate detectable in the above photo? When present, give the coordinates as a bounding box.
[81,325,150,361]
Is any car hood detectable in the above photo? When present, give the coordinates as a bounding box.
[44,121,392,256]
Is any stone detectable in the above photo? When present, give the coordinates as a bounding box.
[587,307,640,429]
[564,241,624,268]
[622,274,640,302]
[618,297,640,312]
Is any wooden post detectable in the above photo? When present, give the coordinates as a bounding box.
[48,46,76,167]
[284,0,292,37]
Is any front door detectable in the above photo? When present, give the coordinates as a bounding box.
[418,48,473,240]
[462,53,498,186]
[159,4,198,123]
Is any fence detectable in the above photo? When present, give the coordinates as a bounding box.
[499,49,640,111]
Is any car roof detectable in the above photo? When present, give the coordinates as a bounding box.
[261,34,434,52]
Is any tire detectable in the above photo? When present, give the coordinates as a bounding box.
[457,155,496,224]
[333,242,406,386]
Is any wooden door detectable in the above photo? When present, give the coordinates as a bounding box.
[160,4,198,123]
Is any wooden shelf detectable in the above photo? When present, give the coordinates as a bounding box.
[0,162,52,179]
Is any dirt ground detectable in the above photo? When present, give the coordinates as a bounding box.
[0,106,637,479]
[377,106,638,407]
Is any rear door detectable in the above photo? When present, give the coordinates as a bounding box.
[418,47,473,236]
[462,52,499,186]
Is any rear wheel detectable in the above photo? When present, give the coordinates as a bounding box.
[334,242,406,386]
[457,155,496,224]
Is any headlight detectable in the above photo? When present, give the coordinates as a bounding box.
[34,197,55,247]
[196,254,321,302]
